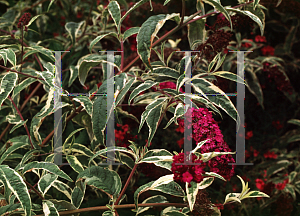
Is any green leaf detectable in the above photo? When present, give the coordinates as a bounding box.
[0,72,18,109]
[65,21,85,44]
[284,184,296,200]
[163,0,172,6]
[89,33,118,53]
[212,71,248,87]
[287,119,300,127]
[186,181,200,212]
[164,102,185,129]
[136,195,168,215]
[128,80,157,104]
[118,0,149,32]
[47,0,56,12]
[225,7,264,35]
[203,172,226,181]
[0,203,23,215]
[23,46,55,63]
[89,146,136,166]
[253,0,260,10]
[77,54,119,86]
[22,162,73,182]
[76,166,122,198]
[71,185,85,208]
[123,27,140,41]
[137,13,180,70]
[134,176,184,209]
[115,72,136,106]
[267,160,292,176]
[202,0,232,30]
[187,18,205,50]
[191,78,240,127]
[223,192,241,205]
[108,1,121,30]
[26,15,41,28]
[52,180,72,200]
[139,149,173,163]
[245,67,264,109]
[68,65,79,87]
[151,67,180,80]
[15,149,40,170]
[12,77,36,99]
[145,98,168,146]
[42,200,59,216]
[38,173,58,196]
[198,177,214,189]
[66,143,94,157]
[0,165,31,216]
[0,142,29,165]
[116,107,140,124]
[66,155,84,173]
[72,96,92,116]
[0,48,16,67]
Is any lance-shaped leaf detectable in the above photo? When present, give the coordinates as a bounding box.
[42,200,59,216]
[23,46,55,63]
[117,0,149,32]
[164,102,185,129]
[202,0,232,30]
[212,71,248,87]
[201,151,236,162]
[137,13,180,70]
[0,165,31,216]
[89,146,136,166]
[89,32,118,53]
[245,67,264,109]
[136,195,168,215]
[12,77,36,99]
[22,161,73,182]
[224,175,270,204]
[71,183,85,209]
[128,80,157,104]
[38,173,58,196]
[123,27,140,41]
[134,176,185,209]
[145,98,168,146]
[108,1,121,29]
[0,48,16,67]
[115,72,136,106]
[26,14,41,28]
[226,7,264,36]
[150,67,180,80]
[198,177,214,190]
[138,97,168,133]
[0,203,23,215]
[66,155,84,173]
[52,180,72,200]
[68,65,79,87]
[202,172,226,181]
[76,166,122,198]
[191,140,209,154]
[186,181,200,212]
[65,21,85,44]
[0,142,29,165]
[187,18,206,50]
[191,78,240,128]
[73,96,92,116]
[0,72,18,109]
[15,149,40,170]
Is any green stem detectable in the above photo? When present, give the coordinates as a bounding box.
[8,95,34,149]
[114,163,138,205]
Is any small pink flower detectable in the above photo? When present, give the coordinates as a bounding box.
[255,35,267,43]
[261,45,275,56]
[255,179,265,190]
[182,171,193,183]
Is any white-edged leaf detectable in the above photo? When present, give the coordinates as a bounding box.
[0,72,18,109]
[38,173,58,196]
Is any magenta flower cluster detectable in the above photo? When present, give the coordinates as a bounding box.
[176,107,235,180]
[171,152,206,185]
